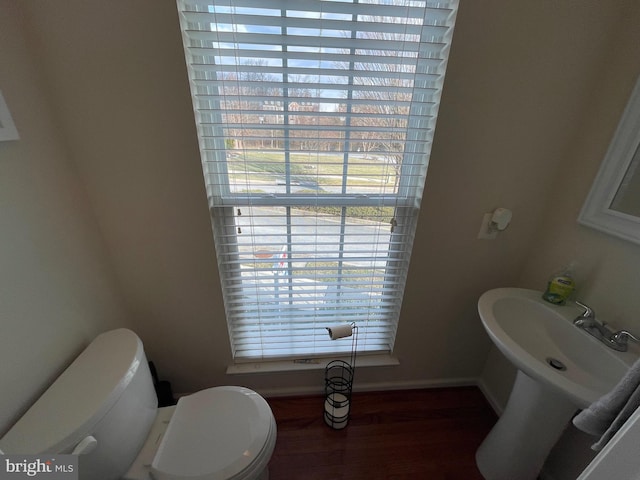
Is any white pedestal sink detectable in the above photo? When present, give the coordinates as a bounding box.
[476,288,636,480]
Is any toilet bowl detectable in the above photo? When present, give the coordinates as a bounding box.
[0,329,277,480]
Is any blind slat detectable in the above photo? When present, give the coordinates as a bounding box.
[183,11,446,37]
[185,30,445,53]
[182,0,454,21]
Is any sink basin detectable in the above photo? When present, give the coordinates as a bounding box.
[476,288,637,480]
[479,287,634,409]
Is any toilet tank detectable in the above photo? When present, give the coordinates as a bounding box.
[0,329,157,480]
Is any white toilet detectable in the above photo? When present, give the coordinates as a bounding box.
[0,328,277,480]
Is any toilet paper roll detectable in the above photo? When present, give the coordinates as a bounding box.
[326,324,353,340]
[324,393,350,429]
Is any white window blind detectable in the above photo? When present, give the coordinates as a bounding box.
[177,0,458,361]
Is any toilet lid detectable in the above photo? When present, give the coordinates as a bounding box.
[151,386,274,480]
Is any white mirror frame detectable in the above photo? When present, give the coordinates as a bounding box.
[579,74,640,245]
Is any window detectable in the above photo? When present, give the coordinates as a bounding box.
[176,0,458,361]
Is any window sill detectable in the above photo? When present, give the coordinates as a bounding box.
[226,354,400,375]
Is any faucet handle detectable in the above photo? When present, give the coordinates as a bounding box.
[611,330,640,346]
[574,300,595,319]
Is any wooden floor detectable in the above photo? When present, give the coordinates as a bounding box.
[266,387,497,480]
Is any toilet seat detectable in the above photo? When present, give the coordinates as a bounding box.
[150,386,276,480]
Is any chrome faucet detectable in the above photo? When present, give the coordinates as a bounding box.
[573,301,639,352]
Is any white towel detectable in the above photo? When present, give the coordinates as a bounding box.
[573,357,640,451]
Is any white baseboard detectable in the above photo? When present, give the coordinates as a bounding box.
[256,377,480,398]
[476,377,504,415]
[177,377,499,409]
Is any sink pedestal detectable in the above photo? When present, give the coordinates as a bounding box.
[476,370,578,480]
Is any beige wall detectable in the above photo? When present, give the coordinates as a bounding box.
[20,0,230,393]
[520,0,640,333]
[0,2,130,436]
[480,4,640,475]
[3,0,639,408]
[482,0,640,411]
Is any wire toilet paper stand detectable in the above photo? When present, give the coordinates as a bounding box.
[324,322,358,429]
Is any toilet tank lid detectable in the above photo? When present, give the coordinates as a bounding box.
[0,329,145,454]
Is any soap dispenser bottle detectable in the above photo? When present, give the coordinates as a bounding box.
[542,264,576,305]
